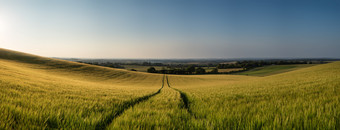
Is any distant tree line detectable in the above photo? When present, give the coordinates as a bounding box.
[141,62,166,66]
[78,59,325,75]
[217,60,317,70]
[147,65,219,75]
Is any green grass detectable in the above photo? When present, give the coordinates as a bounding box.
[235,64,316,76]
[1,48,339,129]
[201,67,215,72]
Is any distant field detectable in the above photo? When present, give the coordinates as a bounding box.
[122,65,164,72]
[234,64,316,76]
[0,48,339,129]
[218,68,243,73]
[200,67,215,72]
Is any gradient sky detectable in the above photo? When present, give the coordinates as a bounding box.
[0,0,339,58]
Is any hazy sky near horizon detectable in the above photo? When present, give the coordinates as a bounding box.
[0,0,340,58]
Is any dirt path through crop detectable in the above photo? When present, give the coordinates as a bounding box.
[95,75,165,129]
[166,75,196,117]
[102,74,197,129]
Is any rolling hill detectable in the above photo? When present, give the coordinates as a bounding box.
[0,48,163,129]
[0,48,339,129]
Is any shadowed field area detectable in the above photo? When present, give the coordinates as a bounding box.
[0,48,339,129]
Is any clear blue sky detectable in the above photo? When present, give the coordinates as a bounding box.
[0,0,339,58]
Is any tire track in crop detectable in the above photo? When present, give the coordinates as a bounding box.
[166,75,196,118]
[95,75,165,130]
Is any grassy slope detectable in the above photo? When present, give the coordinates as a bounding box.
[169,62,340,129]
[0,48,163,129]
[235,64,315,76]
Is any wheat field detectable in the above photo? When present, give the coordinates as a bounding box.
[0,48,339,129]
